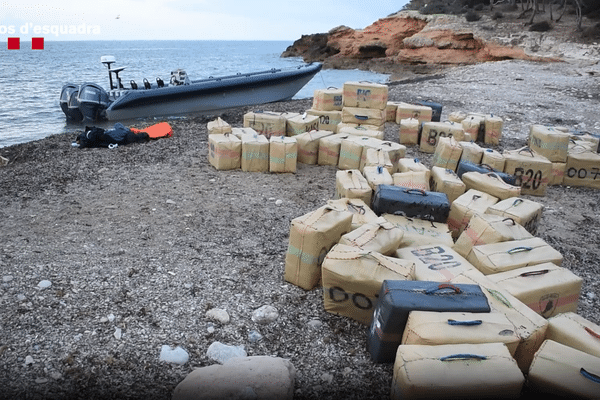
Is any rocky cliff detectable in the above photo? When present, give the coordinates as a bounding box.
[282,9,599,78]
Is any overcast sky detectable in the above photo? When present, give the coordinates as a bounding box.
[1,0,410,41]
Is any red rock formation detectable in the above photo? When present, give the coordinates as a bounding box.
[282,12,545,70]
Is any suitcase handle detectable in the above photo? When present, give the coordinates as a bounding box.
[354,115,369,121]
[502,217,516,226]
[580,368,600,384]
[507,246,533,254]
[447,319,482,326]
[440,354,487,361]
[425,283,463,295]
[519,269,549,277]
[403,188,427,196]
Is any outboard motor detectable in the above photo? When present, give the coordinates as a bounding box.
[77,83,110,122]
[60,83,84,122]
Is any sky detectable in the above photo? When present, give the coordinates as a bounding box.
[0,0,410,41]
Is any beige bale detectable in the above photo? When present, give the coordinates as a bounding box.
[386,101,401,122]
[447,189,499,239]
[305,108,342,132]
[420,121,465,154]
[528,340,600,399]
[461,115,484,140]
[461,171,522,201]
[488,263,583,318]
[241,133,269,172]
[269,136,297,173]
[453,213,533,259]
[322,244,414,325]
[485,197,543,235]
[285,113,320,137]
[295,130,334,165]
[342,81,389,110]
[312,87,343,111]
[362,140,406,172]
[401,311,521,356]
[564,146,600,189]
[243,111,286,138]
[395,244,480,282]
[382,214,454,249]
[448,110,467,123]
[342,106,387,127]
[338,136,366,170]
[484,115,503,145]
[392,171,430,191]
[208,133,241,170]
[503,147,552,196]
[481,148,505,171]
[337,123,384,140]
[550,162,566,185]
[327,197,379,231]
[429,166,466,204]
[339,217,404,256]
[363,165,394,191]
[529,124,570,162]
[362,148,394,175]
[458,141,483,164]
[395,102,432,124]
[284,204,353,290]
[467,237,564,275]
[334,169,373,205]
[431,136,463,171]
[207,117,231,135]
[397,158,431,180]
[391,343,524,400]
[317,133,352,166]
[546,312,600,358]
[398,117,420,145]
[230,127,258,139]
[450,269,548,372]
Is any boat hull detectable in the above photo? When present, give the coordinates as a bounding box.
[104,63,322,121]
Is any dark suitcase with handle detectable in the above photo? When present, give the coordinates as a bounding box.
[372,184,450,223]
[456,160,516,186]
[367,280,491,363]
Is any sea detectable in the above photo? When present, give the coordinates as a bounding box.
[0,40,389,148]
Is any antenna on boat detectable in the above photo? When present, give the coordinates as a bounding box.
[101,55,125,90]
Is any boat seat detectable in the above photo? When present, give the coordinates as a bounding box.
[130,80,138,90]
[156,77,164,88]
[110,66,126,74]
[143,78,151,89]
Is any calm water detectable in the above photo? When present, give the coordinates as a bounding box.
[0,40,389,148]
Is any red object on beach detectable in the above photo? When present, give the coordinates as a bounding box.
[131,122,173,139]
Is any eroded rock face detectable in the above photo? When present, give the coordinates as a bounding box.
[282,11,540,68]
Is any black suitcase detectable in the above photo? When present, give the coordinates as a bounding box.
[456,160,517,185]
[367,280,491,363]
[372,185,450,223]
[416,100,443,122]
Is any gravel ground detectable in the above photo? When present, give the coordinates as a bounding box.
[1,58,599,400]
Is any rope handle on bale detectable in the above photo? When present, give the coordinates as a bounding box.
[519,269,550,277]
[440,354,487,361]
[507,246,533,254]
[503,217,516,225]
[580,368,600,384]
[585,326,600,339]
[447,319,483,326]
[347,202,366,215]
[517,146,535,157]
[354,115,369,121]
[425,283,463,295]
[481,163,495,171]
[511,198,524,207]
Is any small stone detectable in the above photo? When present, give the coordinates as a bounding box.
[107,313,115,322]
[248,330,263,343]
[275,199,283,206]
[206,308,230,324]
[321,372,333,383]
[35,378,48,384]
[2,275,13,282]
[587,292,597,300]
[209,178,216,183]
[308,319,322,330]
[206,341,247,364]
[251,305,279,325]
[166,199,176,205]
[160,345,189,365]
[50,372,63,380]
[114,327,122,340]
[25,355,34,365]
[37,280,51,289]
[100,317,109,323]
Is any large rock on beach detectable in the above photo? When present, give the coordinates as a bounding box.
[172,356,295,400]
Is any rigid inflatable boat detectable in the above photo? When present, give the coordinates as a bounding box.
[60,56,322,122]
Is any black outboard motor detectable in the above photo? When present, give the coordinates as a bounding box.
[60,83,84,122]
[77,83,110,122]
